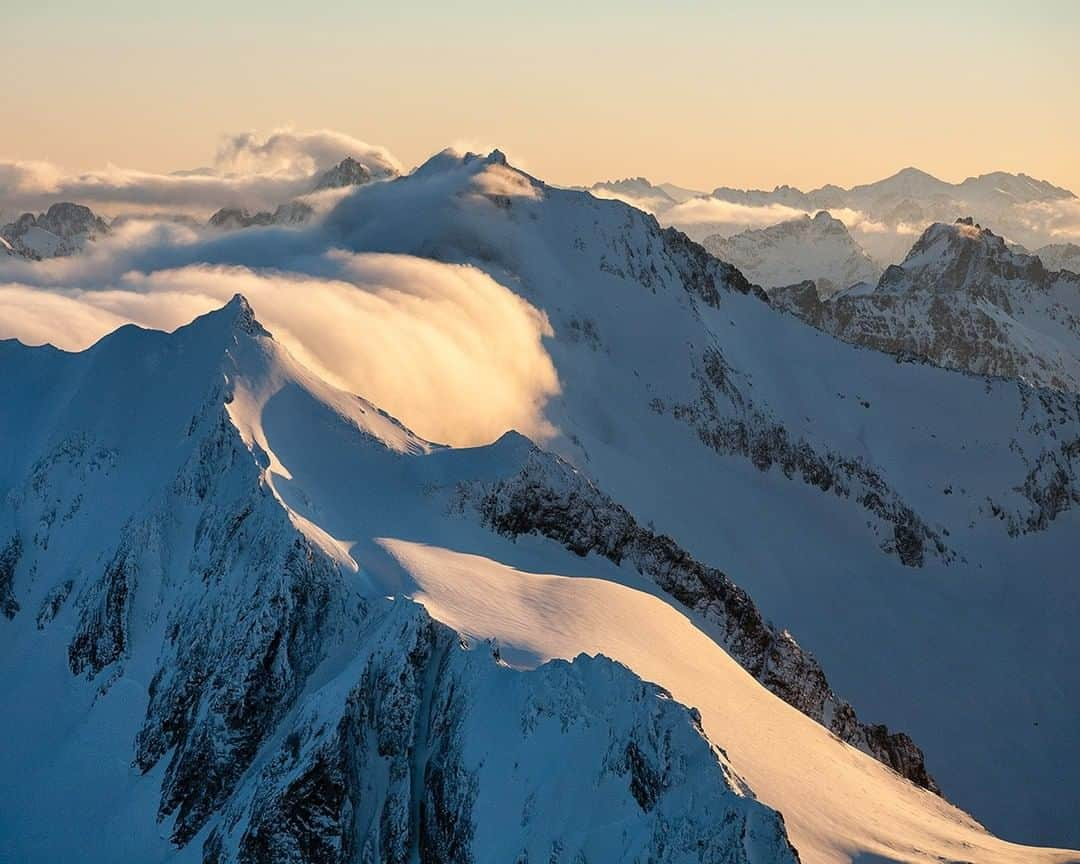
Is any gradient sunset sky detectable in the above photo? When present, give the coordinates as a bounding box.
[6,1,1079,192]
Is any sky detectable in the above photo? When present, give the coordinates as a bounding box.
[4,1,1080,192]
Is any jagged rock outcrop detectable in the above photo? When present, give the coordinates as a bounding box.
[312,156,375,191]
[208,201,314,230]
[0,533,21,619]
[771,218,1080,392]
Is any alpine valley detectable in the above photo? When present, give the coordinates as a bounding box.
[2,149,1079,864]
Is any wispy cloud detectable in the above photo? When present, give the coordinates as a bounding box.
[662,198,808,232]
[214,128,401,177]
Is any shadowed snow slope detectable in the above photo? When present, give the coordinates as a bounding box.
[2,296,1077,864]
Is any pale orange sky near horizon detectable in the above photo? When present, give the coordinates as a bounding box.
[5,1,1079,193]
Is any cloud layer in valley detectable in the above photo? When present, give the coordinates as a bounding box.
[0,153,563,447]
[586,187,923,263]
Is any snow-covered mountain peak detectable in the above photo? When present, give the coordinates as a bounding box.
[584,176,680,214]
[220,292,266,335]
[311,155,376,191]
[188,294,434,460]
[412,146,511,179]
[158,290,270,350]
[703,210,880,296]
[0,201,110,259]
[956,170,1076,204]
[881,216,1049,294]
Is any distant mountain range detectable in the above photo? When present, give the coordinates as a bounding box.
[586,168,1078,264]
[1022,241,1080,274]
[0,157,382,258]
[710,166,1074,215]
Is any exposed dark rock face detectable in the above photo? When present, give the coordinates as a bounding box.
[0,533,22,619]
[131,411,340,846]
[1,202,110,258]
[228,608,442,864]
[68,541,136,677]
[207,202,314,230]
[660,225,761,304]
[454,443,939,794]
[313,156,374,191]
[36,578,73,629]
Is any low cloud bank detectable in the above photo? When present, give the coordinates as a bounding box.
[0,155,562,448]
[0,129,400,219]
[0,253,559,447]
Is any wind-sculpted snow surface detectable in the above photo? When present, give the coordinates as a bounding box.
[452,442,938,790]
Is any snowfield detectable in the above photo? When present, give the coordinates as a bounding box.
[1,149,1079,863]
